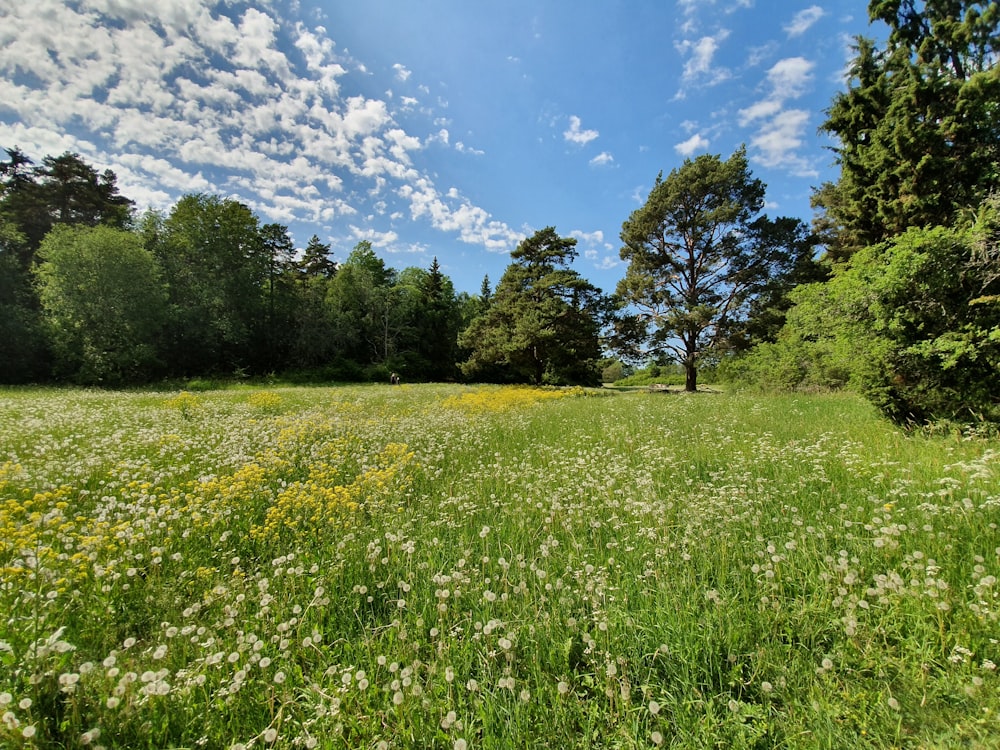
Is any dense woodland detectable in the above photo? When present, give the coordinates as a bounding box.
[2,0,1000,424]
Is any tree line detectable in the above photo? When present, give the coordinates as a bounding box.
[3,0,1000,424]
[0,155,478,385]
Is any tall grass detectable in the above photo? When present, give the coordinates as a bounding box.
[1,385,998,748]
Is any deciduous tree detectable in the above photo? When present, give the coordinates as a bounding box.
[35,225,166,384]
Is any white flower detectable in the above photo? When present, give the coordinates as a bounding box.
[263,727,278,743]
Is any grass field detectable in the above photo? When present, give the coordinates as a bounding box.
[1,384,999,749]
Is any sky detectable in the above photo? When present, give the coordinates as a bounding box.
[0,0,881,295]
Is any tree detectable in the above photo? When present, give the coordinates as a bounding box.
[618,148,806,391]
[817,1,1000,255]
[0,215,49,382]
[459,227,606,385]
[291,235,339,368]
[825,222,1000,422]
[35,225,166,384]
[259,223,298,371]
[726,216,827,351]
[148,195,266,375]
[325,241,399,367]
[298,234,338,279]
[414,258,461,380]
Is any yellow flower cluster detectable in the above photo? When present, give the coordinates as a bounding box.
[162,391,201,417]
[252,442,415,545]
[1,407,417,601]
[441,385,587,413]
[0,463,79,585]
[246,391,283,412]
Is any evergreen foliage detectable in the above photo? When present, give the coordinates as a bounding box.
[459,227,607,385]
[618,148,814,391]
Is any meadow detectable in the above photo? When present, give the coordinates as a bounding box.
[1,383,998,749]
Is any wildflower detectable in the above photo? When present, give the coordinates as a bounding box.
[887,696,900,711]
[648,700,660,715]
[454,740,468,750]
[651,731,663,746]
[263,727,278,743]
[22,726,36,739]
[557,681,570,696]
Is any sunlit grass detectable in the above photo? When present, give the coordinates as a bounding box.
[1,384,998,748]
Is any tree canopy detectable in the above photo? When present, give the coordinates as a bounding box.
[460,227,607,385]
[816,0,1000,258]
[618,148,812,391]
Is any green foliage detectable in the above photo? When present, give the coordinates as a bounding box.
[618,148,813,391]
[843,224,1000,422]
[34,225,167,385]
[600,359,626,383]
[146,194,268,375]
[0,222,49,382]
[721,281,857,393]
[732,220,1000,423]
[0,149,134,260]
[459,228,606,385]
[817,2,1000,257]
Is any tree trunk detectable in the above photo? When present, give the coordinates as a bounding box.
[684,361,698,392]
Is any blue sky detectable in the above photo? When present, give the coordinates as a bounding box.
[0,0,879,294]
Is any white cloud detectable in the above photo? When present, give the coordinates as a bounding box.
[455,141,485,156]
[737,99,783,125]
[673,29,731,97]
[0,0,523,257]
[564,115,599,145]
[675,133,710,156]
[784,6,825,37]
[398,178,523,251]
[589,151,614,166]
[749,109,817,176]
[766,56,814,98]
[349,225,399,247]
[739,57,817,174]
[571,229,605,246]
